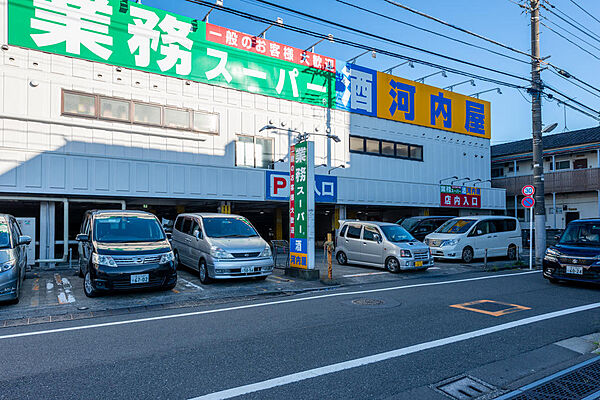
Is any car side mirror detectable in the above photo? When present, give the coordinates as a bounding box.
[476,229,483,236]
[374,233,382,243]
[76,233,89,242]
[194,230,202,240]
[554,235,560,241]
[18,235,31,246]
[166,232,172,240]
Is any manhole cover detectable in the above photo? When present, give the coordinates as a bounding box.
[435,376,495,400]
[352,298,384,306]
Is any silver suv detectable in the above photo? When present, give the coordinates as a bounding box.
[171,213,274,283]
[335,221,433,272]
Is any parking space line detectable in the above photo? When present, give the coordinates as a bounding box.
[343,272,388,278]
[54,274,75,304]
[30,278,40,307]
[188,301,600,400]
[171,289,180,294]
[179,278,204,291]
[269,275,294,283]
[450,299,531,317]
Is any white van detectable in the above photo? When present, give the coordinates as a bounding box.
[424,216,521,263]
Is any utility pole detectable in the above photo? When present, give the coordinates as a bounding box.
[530,0,546,267]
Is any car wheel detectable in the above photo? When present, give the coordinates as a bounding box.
[462,247,474,263]
[547,277,560,284]
[163,281,177,291]
[174,251,181,269]
[336,251,347,265]
[199,259,211,284]
[385,257,400,273]
[507,245,517,260]
[83,271,98,298]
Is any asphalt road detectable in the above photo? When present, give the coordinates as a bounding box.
[1,270,599,399]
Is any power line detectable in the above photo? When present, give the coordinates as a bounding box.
[540,21,600,60]
[384,0,538,61]
[549,69,600,100]
[335,0,530,65]
[541,4,600,45]
[569,0,600,26]
[227,0,531,83]
[542,17,600,54]
[545,84,600,116]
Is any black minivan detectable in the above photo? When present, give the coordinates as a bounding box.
[543,218,600,285]
[397,216,454,242]
[76,210,177,297]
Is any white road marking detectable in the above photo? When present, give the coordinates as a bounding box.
[429,267,441,270]
[0,270,539,341]
[180,278,204,291]
[61,278,76,303]
[189,301,600,400]
[46,281,53,291]
[343,272,388,278]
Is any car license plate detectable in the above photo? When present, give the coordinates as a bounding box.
[130,274,149,284]
[415,261,424,267]
[565,266,583,275]
[241,266,254,273]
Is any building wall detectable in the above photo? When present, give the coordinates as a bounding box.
[0,2,504,209]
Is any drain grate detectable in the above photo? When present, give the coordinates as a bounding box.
[351,298,384,306]
[501,358,600,400]
[435,375,495,399]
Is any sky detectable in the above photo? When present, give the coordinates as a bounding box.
[143,0,600,145]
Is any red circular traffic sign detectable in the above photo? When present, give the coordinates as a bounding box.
[522,196,535,208]
[522,185,535,197]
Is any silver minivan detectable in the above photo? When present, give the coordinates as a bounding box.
[335,221,433,272]
[171,213,274,283]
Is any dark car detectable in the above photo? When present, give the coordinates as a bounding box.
[76,210,177,297]
[0,214,31,304]
[543,218,600,285]
[397,216,454,242]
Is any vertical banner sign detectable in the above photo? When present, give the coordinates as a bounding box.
[289,141,315,269]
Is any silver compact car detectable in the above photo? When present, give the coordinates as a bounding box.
[0,214,32,304]
[335,221,433,272]
[171,213,274,283]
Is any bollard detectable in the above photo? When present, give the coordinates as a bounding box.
[484,248,488,269]
[69,247,72,269]
[323,233,334,280]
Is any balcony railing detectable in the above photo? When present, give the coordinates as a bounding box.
[492,167,600,195]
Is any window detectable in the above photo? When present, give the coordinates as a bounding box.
[100,98,130,121]
[346,224,362,239]
[190,220,200,237]
[175,217,184,232]
[396,143,409,158]
[134,103,161,125]
[410,145,423,161]
[350,136,364,152]
[381,141,394,156]
[61,90,220,135]
[363,225,380,241]
[349,135,423,161]
[366,139,380,154]
[164,108,190,129]
[235,136,274,169]
[555,160,570,170]
[339,225,348,237]
[181,218,192,236]
[194,111,219,134]
[63,92,96,117]
[573,159,588,169]
[491,168,504,178]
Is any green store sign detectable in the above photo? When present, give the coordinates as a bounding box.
[7,0,335,107]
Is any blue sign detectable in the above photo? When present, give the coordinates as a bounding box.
[522,196,535,208]
[265,171,337,203]
[335,63,377,117]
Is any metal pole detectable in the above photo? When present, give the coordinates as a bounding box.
[529,206,533,270]
[530,0,546,267]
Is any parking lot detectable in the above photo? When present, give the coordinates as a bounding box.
[0,252,525,327]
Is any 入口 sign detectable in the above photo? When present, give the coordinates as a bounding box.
[266,171,337,203]
[440,185,481,209]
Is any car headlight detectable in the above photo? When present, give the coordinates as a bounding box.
[92,253,117,267]
[0,260,15,272]
[260,245,272,258]
[441,239,459,247]
[400,249,412,258]
[160,251,175,264]
[210,246,234,259]
[544,248,560,261]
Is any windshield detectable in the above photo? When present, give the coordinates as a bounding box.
[203,217,259,238]
[381,225,416,243]
[0,218,10,249]
[437,219,476,234]
[559,222,600,246]
[93,215,165,243]
[400,217,421,232]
